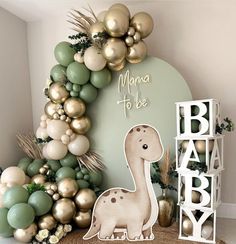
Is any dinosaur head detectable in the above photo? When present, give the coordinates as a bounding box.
[125,124,164,163]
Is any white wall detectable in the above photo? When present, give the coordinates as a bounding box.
[0,8,33,169]
[27,1,236,204]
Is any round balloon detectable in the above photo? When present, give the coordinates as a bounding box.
[79,84,98,104]
[126,41,147,64]
[66,62,90,85]
[54,41,76,67]
[90,68,112,89]
[63,97,86,118]
[74,210,92,228]
[0,208,14,237]
[201,220,213,239]
[18,157,33,173]
[46,140,68,160]
[60,153,78,168]
[44,101,61,119]
[89,22,106,44]
[1,167,25,186]
[36,127,48,140]
[47,160,62,172]
[68,135,90,156]
[57,178,78,198]
[13,223,37,243]
[109,3,130,18]
[38,214,57,230]
[70,116,91,134]
[77,180,90,189]
[56,167,76,182]
[47,120,69,140]
[74,189,97,211]
[89,171,103,186]
[48,82,69,104]
[27,159,44,177]
[50,64,67,83]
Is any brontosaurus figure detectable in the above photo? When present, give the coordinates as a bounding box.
[84,124,164,241]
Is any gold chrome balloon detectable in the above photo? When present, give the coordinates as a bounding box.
[13,223,37,243]
[38,214,57,230]
[70,116,91,134]
[195,140,214,153]
[181,140,189,152]
[74,189,97,211]
[64,97,86,118]
[74,210,92,228]
[181,186,201,203]
[31,174,46,185]
[44,101,61,119]
[125,36,134,47]
[103,38,127,64]
[57,178,79,198]
[126,41,147,64]
[182,217,193,236]
[109,3,130,18]
[107,59,126,71]
[104,9,129,37]
[48,82,69,104]
[89,22,105,43]
[52,198,76,224]
[133,31,141,43]
[127,27,135,36]
[130,12,154,38]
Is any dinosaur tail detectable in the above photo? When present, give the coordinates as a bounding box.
[83,219,101,240]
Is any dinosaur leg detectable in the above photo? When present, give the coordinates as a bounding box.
[113,231,126,240]
[143,227,154,240]
[99,221,116,240]
[127,222,143,241]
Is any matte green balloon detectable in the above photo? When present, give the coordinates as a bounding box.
[60,153,78,168]
[194,177,211,192]
[18,157,33,173]
[27,159,44,177]
[89,171,103,186]
[81,168,89,175]
[7,203,35,229]
[77,179,90,189]
[90,68,112,89]
[66,62,90,85]
[47,160,62,172]
[3,186,29,209]
[79,84,98,103]
[180,118,200,134]
[73,83,81,92]
[66,82,73,91]
[56,167,76,182]
[76,171,84,180]
[70,90,79,97]
[54,41,76,67]
[28,191,53,216]
[0,208,14,237]
[50,64,67,83]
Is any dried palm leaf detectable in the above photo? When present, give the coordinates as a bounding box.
[160,147,171,186]
[16,133,43,159]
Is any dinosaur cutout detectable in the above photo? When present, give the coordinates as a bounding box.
[84,124,164,241]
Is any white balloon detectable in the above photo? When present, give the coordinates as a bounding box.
[47,120,69,140]
[61,134,70,145]
[42,144,51,159]
[46,140,68,160]
[0,195,4,208]
[1,167,25,185]
[84,46,106,71]
[36,126,48,140]
[0,183,8,195]
[74,52,84,63]
[201,221,213,239]
[68,135,90,156]
[97,10,107,22]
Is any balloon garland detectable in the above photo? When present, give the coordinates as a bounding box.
[0,3,154,243]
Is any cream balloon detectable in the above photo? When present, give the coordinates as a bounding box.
[47,120,69,140]
[74,52,84,63]
[42,144,51,160]
[68,135,90,156]
[1,167,25,185]
[201,220,213,239]
[109,3,130,18]
[84,46,106,71]
[126,40,147,64]
[14,223,37,243]
[97,10,107,22]
[36,126,48,140]
[46,140,68,160]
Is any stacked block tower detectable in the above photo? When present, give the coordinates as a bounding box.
[176,99,223,243]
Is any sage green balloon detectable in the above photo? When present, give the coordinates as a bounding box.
[66,82,73,91]
[3,186,29,209]
[18,157,33,173]
[73,83,81,92]
[77,179,90,189]
[180,118,200,134]
[194,177,211,192]
[27,159,44,177]
[7,203,35,229]
[0,208,14,237]
[76,171,84,180]
[79,84,98,103]
[66,62,90,85]
[89,171,103,186]
[28,191,53,216]
[70,90,79,97]
[50,64,67,83]
[60,153,78,168]
[54,41,76,67]
[56,167,76,182]
[47,160,62,172]
[90,68,112,89]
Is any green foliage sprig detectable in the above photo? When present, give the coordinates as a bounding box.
[0,167,2,176]
[27,183,45,195]
[35,137,53,144]
[45,171,56,182]
[216,117,234,134]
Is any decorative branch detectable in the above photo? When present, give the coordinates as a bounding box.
[216,117,234,134]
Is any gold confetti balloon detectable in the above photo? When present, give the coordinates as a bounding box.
[74,189,97,211]
[63,97,86,118]
[57,178,79,198]
[126,41,147,64]
[182,217,193,236]
[13,223,37,243]
[103,38,127,64]
[70,116,91,134]
[107,59,126,72]
[48,82,69,104]
[74,210,92,228]
[38,214,57,230]
[44,101,61,119]
[52,198,76,224]
[31,174,46,185]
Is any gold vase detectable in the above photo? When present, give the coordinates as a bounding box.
[157,189,175,227]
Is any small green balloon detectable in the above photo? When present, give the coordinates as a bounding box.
[83,174,90,181]
[180,118,200,134]
[28,191,53,216]
[54,41,76,67]
[76,171,84,180]
[67,62,90,85]
[81,168,89,175]
[3,186,29,209]
[60,153,78,168]
[73,83,81,92]
[50,64,67,83]
[56,167,76,182]
[7,203,35,229]
[27,159,44,177]
[90,68,112,89]
[198,153,206,163]
[79,84,98,103]
[0,208,14,237]
[65,82,73,91]
[18,157,33,173]
[194,177,211,192]
[77,179,90,189]
[70,90,79,97]
[47,160,62,172]
[89,171,103,186]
